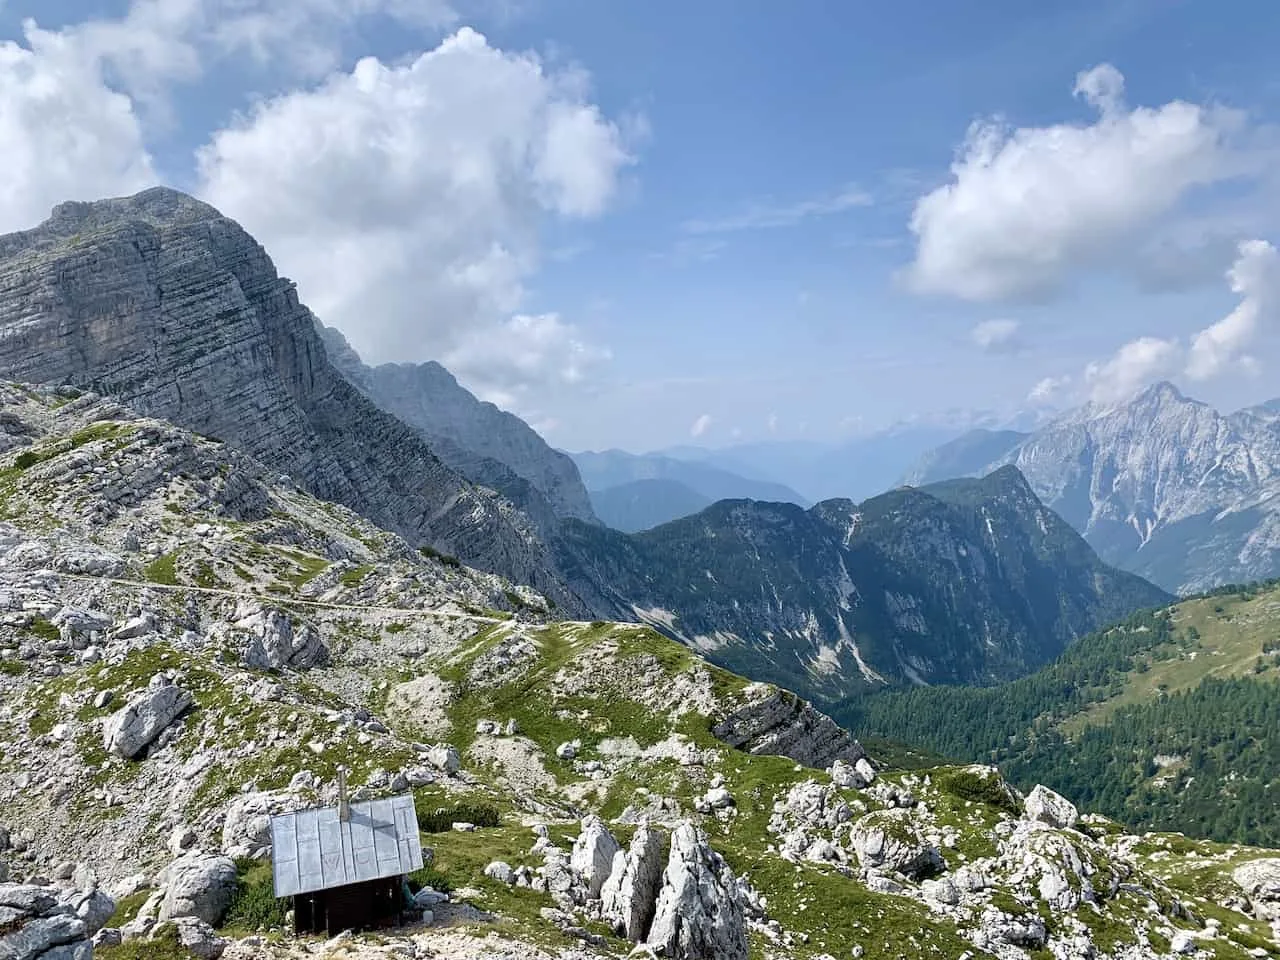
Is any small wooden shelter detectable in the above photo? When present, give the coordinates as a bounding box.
[269,777,425,936]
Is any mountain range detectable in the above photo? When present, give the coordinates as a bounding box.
[555,466,1169,700]
[0,188,1176,705]
[904,382,1280,594]
[570,448,808,532]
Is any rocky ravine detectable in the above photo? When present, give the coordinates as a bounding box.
[1,382,1278,960]
[0,187,581,613]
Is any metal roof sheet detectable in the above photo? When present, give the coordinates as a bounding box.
[270,794,424,897]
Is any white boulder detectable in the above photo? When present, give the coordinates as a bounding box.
[570,816,620,899]
[1023,784,1079,830]
[601,823,663,941]
[102,680,192,759]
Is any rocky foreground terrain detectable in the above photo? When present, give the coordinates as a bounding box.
[1,382,1279,960]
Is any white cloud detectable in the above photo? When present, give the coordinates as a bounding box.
[1084,337,1182,403]
[1082,238,1280,402]
[970,318,1022,354]
[690,414,713,438]
[906,64,1250,301]
[766,412,779,433]
[0,21,158,233]
[1185,239,1280,379]
[444,312,611,410]
[198,27,631,414]
[683,185,871,234]
[1028,375,1071,404]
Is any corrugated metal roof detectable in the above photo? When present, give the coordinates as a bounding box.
[270,794,425,897]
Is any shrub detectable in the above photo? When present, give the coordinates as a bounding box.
[406,865,453,894]
[416,803,500,833]
[222,858,290,930]
[936,768,1021,814]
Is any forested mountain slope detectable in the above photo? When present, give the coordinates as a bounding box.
[836,579,1280,845]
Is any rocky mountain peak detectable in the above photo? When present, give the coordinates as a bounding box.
[0,187,583,612]
[316,322,598,527]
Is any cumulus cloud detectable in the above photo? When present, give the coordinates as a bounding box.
[690,414,713,438]
[970,318,1022,354]
[0,0,466,233]
[1084,337,1182,404]
[1082,239,1280,403]
[198,27,631,414]
[906,64,1250,301]
[0,22,158,233]
[444,313,612,410]
[1185,239,1280,379]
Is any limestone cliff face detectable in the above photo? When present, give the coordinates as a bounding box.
[0,187,582,612]
[317,323,597,529]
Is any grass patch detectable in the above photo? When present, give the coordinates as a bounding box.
[144,553,178,586]
[0,659,25,676]
[936,767,1021,814]
[25,617,59,642]
[340,564,374,587]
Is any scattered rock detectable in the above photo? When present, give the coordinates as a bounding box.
[483,862,515,885]
[1233,859,1280,920]
[427,744,460,776]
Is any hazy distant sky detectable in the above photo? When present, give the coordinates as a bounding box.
[3,0,1280,450]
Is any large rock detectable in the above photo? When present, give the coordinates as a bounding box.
[849,810,943,880]
[221,790,304,856]
[645,822,747,960]
[1233,858,1280,921]
[102,679,193,759]
[231,603,326,671]
[158,855,237,926]
[569,816,620,900]
[601,823,663,941]
[1023,784,1079,830]
[0,883,110,960]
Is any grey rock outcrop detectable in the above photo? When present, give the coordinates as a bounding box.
[601,823,663,941]
[645,822,747,960]
[1024,784,1080,830]
[221,790,306,857]
[849,809,943,879]
[158,854,237,926]
[102,679,193,759]
[229,603,326,671]
[0,883,112,960]
[569,816,620,900]
[710,684,867,769]
[1233,858,1280,920]
[0,188,582,613]
[318,324,597,526]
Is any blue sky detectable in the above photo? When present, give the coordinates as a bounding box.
[2,0,1279,451]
